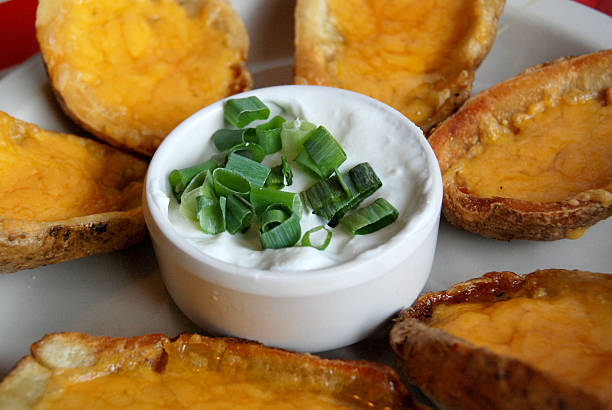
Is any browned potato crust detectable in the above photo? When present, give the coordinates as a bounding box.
[390,269,612,410]
[294,0,505,132]
[36,0,252,157]
[0,332,424,409]
[428,49,612,240]
[0,112,148,273]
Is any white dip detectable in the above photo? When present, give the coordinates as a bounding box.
[157,94,433,271]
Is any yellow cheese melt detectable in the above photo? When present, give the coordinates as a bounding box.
[0,112,142,222]
[37,0,244,147]
[429,281,612,400]
[325,0,475,125]
[447,93,612,203]
[33,342,357,409]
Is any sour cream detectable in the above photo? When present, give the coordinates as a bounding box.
[153,92,433,272]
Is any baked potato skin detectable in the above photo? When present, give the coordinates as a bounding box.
[428,50,612,240]
[36,0,252,157]
[390,270,611,410]
[294,0,505,133]
[0,209,146,273]
[0,332,423,409]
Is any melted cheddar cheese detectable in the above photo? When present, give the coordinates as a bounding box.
[0,112,143,222]
[429,279,612,400]
[33,340,358,409]
[324,0,476,125]
[36,0,247,153]
[447,92,612,204]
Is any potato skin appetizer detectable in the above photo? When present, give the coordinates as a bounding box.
[390,269,612,410]
[294,0,505,132]
[0,332,423,409]
[0,111,147,273]
[429,49,612,240]
[36,0,252,157]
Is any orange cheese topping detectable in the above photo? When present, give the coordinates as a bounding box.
[447,92,612,203]
[33,341,356,409]
[0,112,143,222]
[36,0,245,148]
[429,281,612,399]
[325,0,476,124]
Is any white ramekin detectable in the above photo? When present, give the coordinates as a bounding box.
[144,85,442,352]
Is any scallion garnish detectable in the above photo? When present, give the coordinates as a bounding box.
[281,156,293,186]
[259,204,301,249]
[225,152,270,188]
[301,225,332,250]
[196,173,225,234]
[280,118,316,159]
[169,158,218,200]
[295,126,347,179]
[265,165,285,189]
[255,116,285,154]
[212,168,250,199]
[228,142,266,163]
[339,198,399,235]
[212,128,256,152]
[224,96,270,128]
[250,186,302,216]
[225,194,254,234]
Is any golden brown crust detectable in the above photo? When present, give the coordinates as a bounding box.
[0,332,423,409]
[428,49,612,240]
[0,114,148,273]
[390,269,612,410]
[294,0,505,132]
[36,0,252,157]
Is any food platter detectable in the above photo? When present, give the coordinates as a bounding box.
[0,0,610,387]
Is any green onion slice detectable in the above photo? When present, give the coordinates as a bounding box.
[179,184,204,220]
[180,168,208,201]
[259,205,301,249]
[296,126,346,179]
[225,152,270,188]
[280,118,316,159]
[212,168,250,199]
[228,142,266,163]
[339,198,399,235]
[250,186,303,217]
[225,194,254,234]
[302,175,345,211]
[224,96,270,128]
[169,158,218,201]
[265,165,285,189]
[256,116,285,154]
[281,156,293,186]
[301,225,332,250]
[212,128,256,152]
[196,183,225,235]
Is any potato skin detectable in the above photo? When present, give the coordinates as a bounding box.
[390,270,612,410]
[0,209,146,273]
[294,0,505,133]
[428,50,612,240]
[0,332,423,409]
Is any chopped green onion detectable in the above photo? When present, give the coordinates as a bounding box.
[180,168,208,199]
[179,183,204,220]
[302,175,345,211]
[169,158,218,200]
[349,162,382,194]
[224,96,270,128]
[228,142,266,163]
[340,198,399,235]
[225,152,271,188]
[281,156,293,186]
[280,118,316,159]
[250,187,303,216]
[295,126,347,179]
[225,194,254,234]
[294,148,322,179]
[256,116,285,154]
[259,205,301,249]
[301,225,332,250]
[212,168,250,199]
[196,173,225,234]
[265,165,285,189]
[212,128,256,152]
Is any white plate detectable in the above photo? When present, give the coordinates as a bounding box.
[1,0,611,380]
